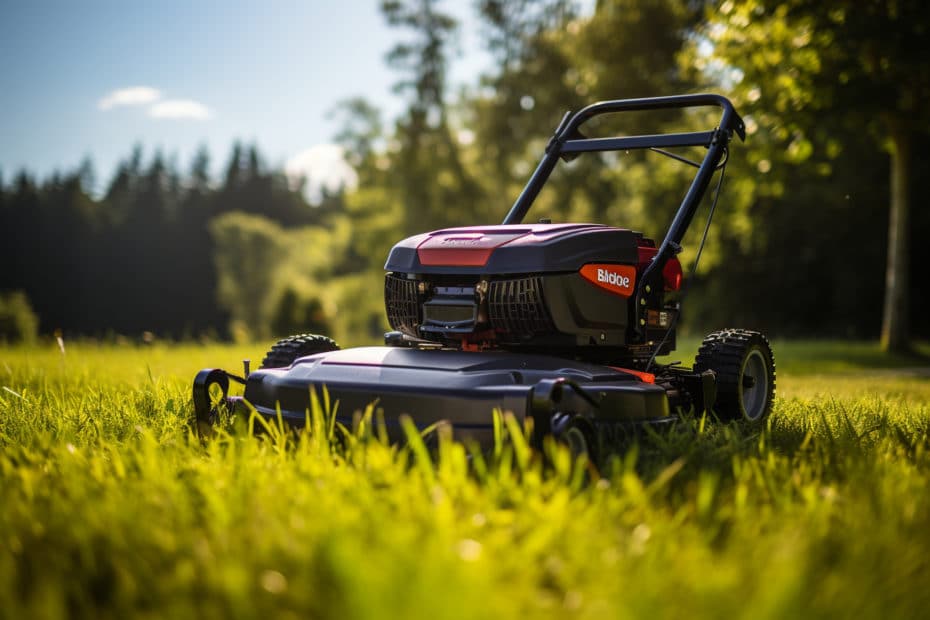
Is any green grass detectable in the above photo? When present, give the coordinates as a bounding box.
[663,337,930,374]
[1,340,929,619]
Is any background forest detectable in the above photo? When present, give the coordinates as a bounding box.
[1,0,927,350]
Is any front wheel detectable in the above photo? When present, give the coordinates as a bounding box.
[260,334,340,369]
[694,329,776,421]
[551,412,598,463]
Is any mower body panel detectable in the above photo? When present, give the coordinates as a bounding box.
[239,347,671,444]
[385,224,641,274]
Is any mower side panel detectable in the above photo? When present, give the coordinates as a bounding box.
[241,347,670,444]
[541,273,632,345]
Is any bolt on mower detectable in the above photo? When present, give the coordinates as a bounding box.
[194,93,776,460]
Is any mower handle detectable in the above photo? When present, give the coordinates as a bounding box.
[502,93,744,226]
[556,93,744,142]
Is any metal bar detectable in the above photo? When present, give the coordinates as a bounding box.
[502,147,562,225]
[502,114,574,225]
[631,135,729,340]
[503,94,743,225]
[649,148,703,169]
[663,137,727,249]
[560,131,716,153]
[563,93,744,141]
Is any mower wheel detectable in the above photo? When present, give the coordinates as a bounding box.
[260,334,340,369]
[551,413,597,463]
[694,329,776,421]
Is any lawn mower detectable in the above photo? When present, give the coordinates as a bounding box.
[194,93,775,457]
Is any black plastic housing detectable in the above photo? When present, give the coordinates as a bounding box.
[383,222,679,360]
[239,347,674,444]
[384,224,640,275]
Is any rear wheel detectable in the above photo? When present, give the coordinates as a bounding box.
[260,334,340,369]
[694,329,776,421]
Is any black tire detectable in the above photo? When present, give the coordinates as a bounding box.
[259,334,340,369]
[551,412,598,463]
[694,329,776,421]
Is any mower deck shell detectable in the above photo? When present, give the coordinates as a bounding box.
[238,347,672,444]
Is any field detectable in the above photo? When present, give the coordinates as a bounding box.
[1,340,929,619]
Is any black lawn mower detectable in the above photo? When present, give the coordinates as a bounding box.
[193,94,775,457]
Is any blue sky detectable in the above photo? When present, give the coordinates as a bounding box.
[0,1,493,196]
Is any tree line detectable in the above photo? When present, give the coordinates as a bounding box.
[0,145,343,340]
[1,0,927,350]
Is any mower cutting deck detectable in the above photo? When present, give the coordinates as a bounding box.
[197,346,676,447]
[194,93,776,458]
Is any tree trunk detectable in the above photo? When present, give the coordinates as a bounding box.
[880,118,911,353]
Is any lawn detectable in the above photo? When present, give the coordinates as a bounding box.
[1,340,928,619]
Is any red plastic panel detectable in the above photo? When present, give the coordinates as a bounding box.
[417,231,528,266]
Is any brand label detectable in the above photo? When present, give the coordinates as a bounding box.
[579,264,637,297]
[441,237,484,246]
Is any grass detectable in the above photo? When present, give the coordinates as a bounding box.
[1,339,929,619]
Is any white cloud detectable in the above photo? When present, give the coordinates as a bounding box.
[148,99,212,120]
[98,87,212,121]
[286,144,359,203]
[97,86,161,110]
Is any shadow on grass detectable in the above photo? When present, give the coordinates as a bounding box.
[619,404,930,494]
[656,339,930,376]
[772,340,930,375]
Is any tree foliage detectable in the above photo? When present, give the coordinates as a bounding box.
[0,143,346,341]
[380,0,484,234]
[1,0,926,345]
[704,0,930,349]
[0,291,39,343]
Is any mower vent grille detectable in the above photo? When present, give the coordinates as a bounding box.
[384,273,420,334]
[488,276,555,338]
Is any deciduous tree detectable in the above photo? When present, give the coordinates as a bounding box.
[707,0,930,352]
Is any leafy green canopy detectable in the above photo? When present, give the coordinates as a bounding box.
[703,0,930,347]
[2,0,929,342]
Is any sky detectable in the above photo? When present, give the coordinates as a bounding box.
[0,1,494,199]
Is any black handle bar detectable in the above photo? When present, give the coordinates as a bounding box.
[557,93,744,141]
[502,93,743,225]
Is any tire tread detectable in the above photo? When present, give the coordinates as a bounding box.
[259,333,340,369]
[694,329,776,420]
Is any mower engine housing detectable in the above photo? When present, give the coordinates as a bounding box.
[384,223,682,362]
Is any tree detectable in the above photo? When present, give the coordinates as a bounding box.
[478,0,576,71]
[330,97,385,187]
[471,0,709,232]
[381,0,483,233]
[706,0,930,352]
[209,212,290,340]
